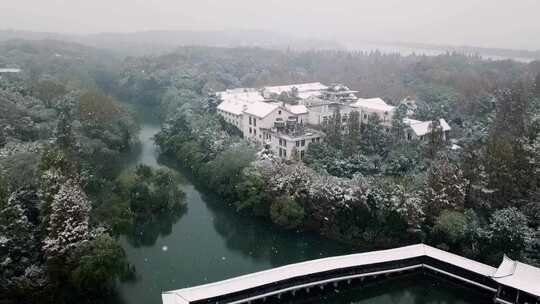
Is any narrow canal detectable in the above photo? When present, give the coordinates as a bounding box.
[115,119,490,304]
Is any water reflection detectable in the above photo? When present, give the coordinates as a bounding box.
[124,205,187,247]
[292,274,490,304]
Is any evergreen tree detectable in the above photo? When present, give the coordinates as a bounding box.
[0,175,7,209]
[0,128,5,149]
[56,107,76,153]
[391,104,407,143]
[491,82,530,139]
[43,180,91,260]
[425,119,444,159]
[325,108,343,149]
[486,207,533,261]
[343,110,360,157]
[69,233,128,291]
[0,192,39,290]
[423,158,467,223]
[361,114,390,155]
[484,82,534,206]
[270,195,305,229]
[534,73,540,98]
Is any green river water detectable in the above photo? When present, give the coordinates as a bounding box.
[115,122,490,304]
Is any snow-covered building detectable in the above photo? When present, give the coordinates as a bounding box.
[216,82,452,160]
[350,98,395,127]
[0,68,21,73]
[216,87,324,160]
[300,97,356,126]
[404,118,451,141]
[321,84,359,102]
[216,89,265,129]
[0,68,22,80]
[241,102,294,143]
[262,82,328,100]
[262,126,324,161]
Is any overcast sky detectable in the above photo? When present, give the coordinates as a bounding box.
[2,0,540,50]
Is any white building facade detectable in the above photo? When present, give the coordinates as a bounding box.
[216,82,451,160]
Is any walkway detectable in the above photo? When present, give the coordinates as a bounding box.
[162,244,540,304]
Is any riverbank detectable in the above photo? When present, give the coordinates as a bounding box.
[113,118,492,304]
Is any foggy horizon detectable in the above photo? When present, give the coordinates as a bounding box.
[2,0,540,50]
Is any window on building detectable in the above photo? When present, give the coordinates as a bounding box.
[300,150,305,160]
[254,118,257,126]
[279,149,282,157]
[249,127,252,134]
[316,138,320,143]
[296,141,300,147]
[249,117,252,125]
[301,139,305,146]
[278,110,282,115]
[312,138,315,143]
[283,149,287,158]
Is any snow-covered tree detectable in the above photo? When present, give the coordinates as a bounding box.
[425,119,444,159]
[485,207,533,261]
[266,162,314,198]
[0,191,39,290]
[361,114,390,155]
[423,158,467,223]
[391,104,407,143]
[343,110,360,157]
[324,108,343,149]
[42,179,91,260]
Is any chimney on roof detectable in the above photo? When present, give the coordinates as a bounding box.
[243,105,248,112]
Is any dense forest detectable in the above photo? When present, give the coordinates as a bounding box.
[0,40,184,303]
[119,47,540,265]
[1,40,539,303]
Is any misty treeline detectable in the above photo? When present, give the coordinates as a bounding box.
[0,40,185,303]
[0,39,540,303]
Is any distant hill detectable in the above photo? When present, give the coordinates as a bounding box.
[0,30,344,56]
[0,39,121,90]
[2,29,538,62]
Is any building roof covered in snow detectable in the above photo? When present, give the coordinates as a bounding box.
[404,118,451,137]
[0,68,21,73]
[285,104,308,115]
[218,90,264,103]
[217,90,266,115]
[217,100,245,115]
[297,91,324,99]
[493,255,540,297]
[243,101,280,118]
[263,82,328,95]
[162,244,500,304]
[351,98,395,112]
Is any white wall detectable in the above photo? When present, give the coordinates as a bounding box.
[242,107,297,143]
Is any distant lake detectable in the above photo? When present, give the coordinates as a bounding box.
[344,42,537,63]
